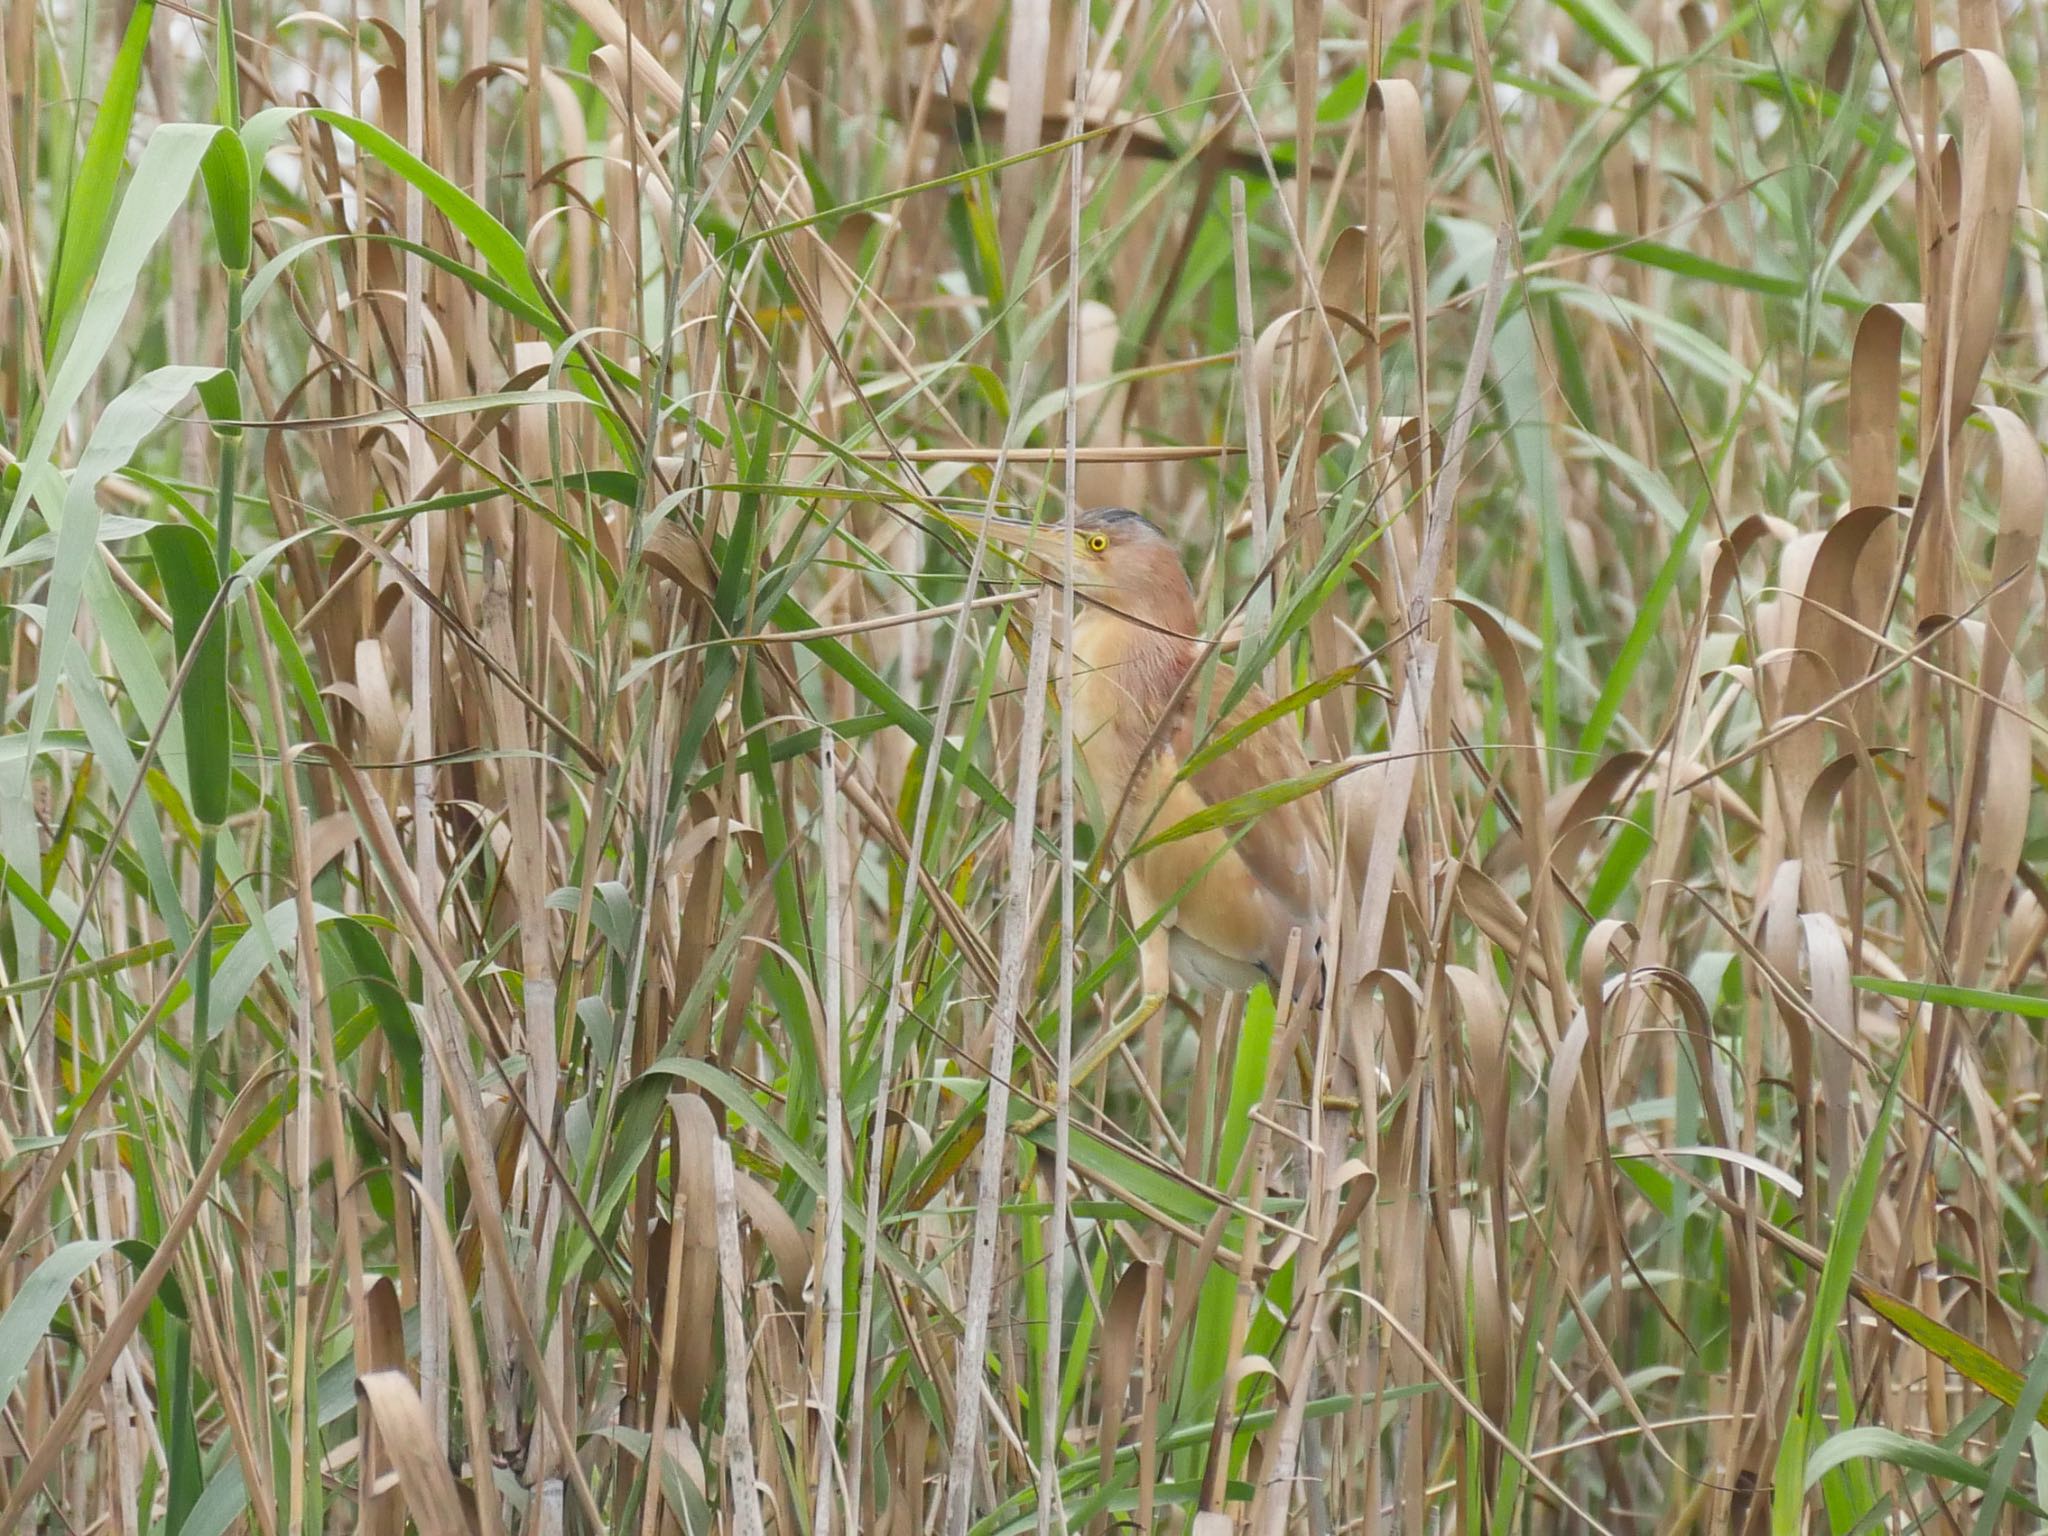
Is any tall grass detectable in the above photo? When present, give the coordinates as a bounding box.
[3,0,2047,1531]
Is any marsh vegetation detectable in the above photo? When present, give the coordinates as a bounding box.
[4,0,2048,1530]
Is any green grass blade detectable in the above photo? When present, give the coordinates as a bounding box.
[0,1241,119,1408]
[1770,1055,1904,1533]
[1853,974,2048,1020]
[42,1,157,356]
[145,522,232,829]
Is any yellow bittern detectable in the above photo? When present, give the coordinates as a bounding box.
[968,505,1332,1099]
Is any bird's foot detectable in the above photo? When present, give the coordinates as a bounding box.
[1301,935,1330,1010]
[1019,990,1165,1132]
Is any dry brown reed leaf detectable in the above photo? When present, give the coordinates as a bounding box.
[661,1091,721,1427]
[408,1172,503,1536]
[1091,1258,1152,1518]
[356,1371,476,1535]
[711,1133,769,1536]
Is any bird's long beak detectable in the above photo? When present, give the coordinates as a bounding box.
[946,513,1084,579]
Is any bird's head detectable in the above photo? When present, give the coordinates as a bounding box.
[954,506,1198,638]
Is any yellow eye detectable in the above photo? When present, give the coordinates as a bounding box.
[1087,534,1108,552]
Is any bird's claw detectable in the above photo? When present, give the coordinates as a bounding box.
[1273,931,1328,1009]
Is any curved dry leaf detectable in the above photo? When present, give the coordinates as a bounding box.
[1846,303,1923,513]
[642,521,718,610]
[1247,303,1377,503]
[1445,959,1514,1212]
[1450,600,1570,1021]
[1796,752,1865,911]
[1326,224,1369,315]
[1755,858,1860,1227]
[1482,751,1650,882]
[1780,506,1900,810]
[1451,867,1559,998]
[352,636,406,764]
[276,8,362,43]
[1948,409,2045,985]
[669,1091,721,1427]
[405,1173,502,1536]
[552,0,683,112]
[1444,963,1510,1093]
[1545,1006,1595,1234]
[1968,406,2047,700]
[1093,1260,1153,1497]
[1365,79,1430,468]
[1227,1354,1279,1392]
[1930,49,2022,425]
[1953,664,2032,987]
[307,810,364,878]
[364,1275,406,1373]
[356,1371,472,1535]
[1318,1159,1380,1282]
[591,118,678,267]
[1696,514,1780,634]
[1799,909,1857,1190]
[1578,918,1636,1069]
[733,1172,811,1304]
[1356,965,1425,1084]
[1626,1143,1804,1201]
[1439,1207,1509,1423]
[1757,855,1811,1081]
[667,816,760,879]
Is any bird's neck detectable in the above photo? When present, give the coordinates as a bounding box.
[1069,603,1200,736]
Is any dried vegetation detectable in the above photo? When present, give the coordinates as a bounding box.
[4,0,2048,1531]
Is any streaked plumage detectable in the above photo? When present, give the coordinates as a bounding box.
[970,506,1331,1068]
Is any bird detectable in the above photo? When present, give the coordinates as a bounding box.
[960,505,1334,1107]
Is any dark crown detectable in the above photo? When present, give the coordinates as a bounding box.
[1077,506,1162,537]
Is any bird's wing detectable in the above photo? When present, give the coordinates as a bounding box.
[1180,666,1334,932]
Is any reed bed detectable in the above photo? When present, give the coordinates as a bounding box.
[4,0,2048,1530]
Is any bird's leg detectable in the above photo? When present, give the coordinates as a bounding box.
[1020,917,1170,1132]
